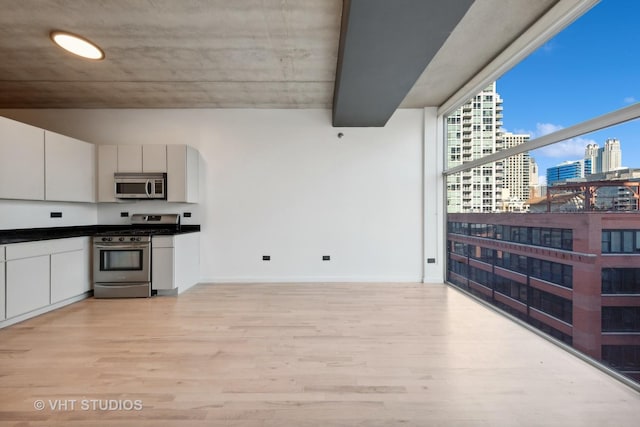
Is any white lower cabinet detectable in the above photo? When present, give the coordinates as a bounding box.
[151,245,174,291]
[51,248,90,304]
[3,237,91,323]
[152,233,200,294]
[0,247,5,320]
[6,255,50,319]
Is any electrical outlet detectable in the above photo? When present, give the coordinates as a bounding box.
[427,258,436,264]
[50,212,62,218]
[120,212,129,217]
[262,255,271,261]
[183,212,192,218]
[322,255,331,261]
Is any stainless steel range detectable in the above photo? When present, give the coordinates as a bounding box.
[93,214,180,298]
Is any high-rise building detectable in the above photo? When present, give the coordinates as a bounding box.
[584,139,622,174]
[547,159,591,185]
[447,83,504,213]
[529,157,541,198]
[601,138,622,172]
[502,132,531,203]
[585,143,599,174]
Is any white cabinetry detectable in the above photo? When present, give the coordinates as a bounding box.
[45,131,96,202]
[0,116,45,200]
[3,237,91,323]
[97,145,118,202]
[152,232,200,294]
[0,247,5,321]
[117,145,143,173]
[6,257,49,318]
[167,145,199,203]
[143,145,167,172]
[98,144,198,202]
[5,241,51,319]
[116,145,167,173]
[151,241,174,291]
[50,238,90,304]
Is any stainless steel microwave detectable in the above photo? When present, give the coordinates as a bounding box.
[114,173,167,199]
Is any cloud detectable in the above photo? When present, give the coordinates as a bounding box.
[514,122,598,159]
[532,136,597,158]
[512,122,563,139]
[534,122,564,137]
[537,41,557,54]
[624,96,637,104]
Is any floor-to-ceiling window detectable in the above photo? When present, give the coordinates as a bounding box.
[443,0,640,387]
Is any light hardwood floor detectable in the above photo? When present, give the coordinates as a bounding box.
[0,282,638,426]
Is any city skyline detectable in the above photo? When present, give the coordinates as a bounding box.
[497,0,640,180]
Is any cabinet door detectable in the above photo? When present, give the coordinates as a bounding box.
[117,145,143,172]
[152,247,175,290]
[174,233,200,292]
[45,131,96,202]
[6,255,50,319]
[98,145,118,202]
[167,145,199,203]
[185,146,199,203]
[51,250,89,304]
[0,262,5,320]
[0,116,45,200]
[142,145,167,172]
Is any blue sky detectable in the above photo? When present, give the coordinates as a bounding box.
[497,0,640,180]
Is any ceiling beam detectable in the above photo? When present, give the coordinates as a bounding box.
[332,0,474,127]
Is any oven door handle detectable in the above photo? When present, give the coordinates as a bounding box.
[94,244,148,250]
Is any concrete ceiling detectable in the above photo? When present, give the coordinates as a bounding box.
[0,0,559,123]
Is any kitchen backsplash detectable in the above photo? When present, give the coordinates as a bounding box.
[0,199,98,229]
[0,199,200,230]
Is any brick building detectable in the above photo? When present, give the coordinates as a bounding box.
[447,212,640,381]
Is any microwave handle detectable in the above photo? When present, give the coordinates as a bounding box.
[146,180,152,198]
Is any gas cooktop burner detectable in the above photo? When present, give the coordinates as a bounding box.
[94,213,182,240]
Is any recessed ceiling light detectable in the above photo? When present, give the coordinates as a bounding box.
[50,31,105,60]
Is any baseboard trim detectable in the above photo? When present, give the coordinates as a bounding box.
[0,291,92,329]
[199,275,422,283]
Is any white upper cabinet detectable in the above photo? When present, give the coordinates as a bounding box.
[0,116,45,200]
[117,145,143,172]
[45,131,96,202]
[142,145,167,172]
[114,145,167,173]
[98,144,198,203]
[167,145,199,203]
[97,145,118,202]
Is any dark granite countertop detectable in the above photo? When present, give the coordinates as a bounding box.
[0,225,200,245]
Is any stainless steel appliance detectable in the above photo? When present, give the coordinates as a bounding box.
[93,213,180,298]
[114,172,167,200]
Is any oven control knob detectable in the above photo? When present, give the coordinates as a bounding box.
[119,237,125,242]
[102,237,112,242]
[131,237,139,242]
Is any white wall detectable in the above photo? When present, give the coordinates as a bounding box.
[1,109,428,283]
[0,200,97,229]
